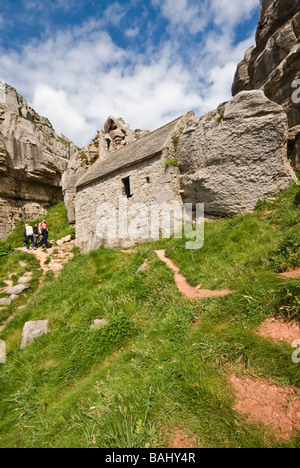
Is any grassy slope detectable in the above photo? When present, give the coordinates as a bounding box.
[0,183,299,448]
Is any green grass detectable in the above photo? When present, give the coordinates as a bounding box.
[0,182,300,448]
[165,159,179,168]
[0,202,75,251]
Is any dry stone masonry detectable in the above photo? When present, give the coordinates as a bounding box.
[62,116,146,225]
[75,113,193,251]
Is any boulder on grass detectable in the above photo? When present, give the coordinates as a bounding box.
[20,320,49,349]
[0,297,12,306]
[90,319,108,330]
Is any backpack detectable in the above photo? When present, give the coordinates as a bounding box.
[25,225,34,236]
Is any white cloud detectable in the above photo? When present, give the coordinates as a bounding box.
[32,84,90,143]
[0,0,259,147]
[151,0,260,34]
[151,0,209,34]
[23,0,83,12]
[102,2,128,27]
[210,0,260,28]
[125,27,140,39]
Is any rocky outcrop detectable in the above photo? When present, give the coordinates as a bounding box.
[62,116,143,225]
[0,81,74,239]
[232,0,300,170]
[177,91,297,216]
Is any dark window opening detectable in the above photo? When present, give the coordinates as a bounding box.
[146,177,150,183]
[122,176,132,198]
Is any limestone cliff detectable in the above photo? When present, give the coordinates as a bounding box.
[232,0,300,170]
[0,81,74,239]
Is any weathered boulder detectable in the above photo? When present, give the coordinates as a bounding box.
[6,283,30,296]
[177,90,297,216]
[0,297,12,306]
[232,0,300,170]
[56,235,72,246]
[62,116,138,225]
[90,319,108,329]
[20,320,49,349]
[0,81,75,240]
[9,294,18,302]
[18,276,33,284]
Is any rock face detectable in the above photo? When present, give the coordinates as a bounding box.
[232,0,300,170]
[0,81,74,239]
[177,91,297,216]
[20,320,49,349]
[62,116,142,225]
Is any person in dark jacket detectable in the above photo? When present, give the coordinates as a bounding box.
[39,219,49,249]
[33,223,39,250]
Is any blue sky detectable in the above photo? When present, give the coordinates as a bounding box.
[0,0,260,146]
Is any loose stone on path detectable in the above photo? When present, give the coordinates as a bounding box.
[6,284,30,296]
[0,298,12,306]
[18,276,33,284]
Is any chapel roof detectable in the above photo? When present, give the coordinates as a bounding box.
[76,113,192,189]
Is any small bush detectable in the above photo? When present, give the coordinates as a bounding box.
[165,159,179,168]
[0,245,13,258]
[172,136,180,148]
[270,232,300,272]
[271,282,300,322]
[213,113,224,123]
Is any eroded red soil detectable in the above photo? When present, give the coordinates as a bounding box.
[258,317,300,345]
[155,250,232,299]
[230,375,300,440]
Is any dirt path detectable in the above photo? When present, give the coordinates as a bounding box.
[280,267,300,279]
[0,279,13,295]
[155,250,232,299]
[258,317,300,345]
[17,240,75,278]
[0,241,75,333]
[0,241,75,332]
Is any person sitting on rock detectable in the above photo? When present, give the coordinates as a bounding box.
[39,219,49,249]
[23,224,34,250]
